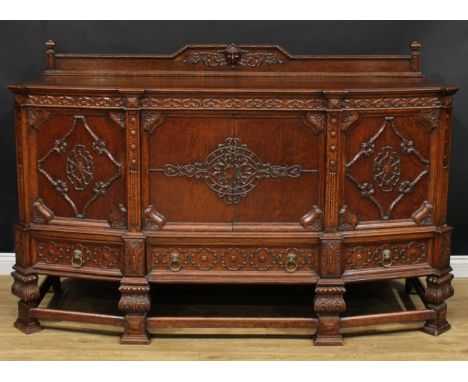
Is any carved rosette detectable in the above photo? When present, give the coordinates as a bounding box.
[11,271,40,302]
[314,286,346,313]
[425,273,454,306]
[118,284,151,313]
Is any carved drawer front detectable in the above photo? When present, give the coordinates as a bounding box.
[341,111,436,229]
[144,113,323,229]
[148,245,318,274]
[30,109,127,227]
[32,238,123,276]
[343,240,430,271]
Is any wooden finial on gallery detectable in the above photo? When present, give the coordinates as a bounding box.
[45,39,56,70]
[410,41,421,72]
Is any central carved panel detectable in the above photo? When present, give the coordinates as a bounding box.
[373,145,401,192]
[157,137,304,204]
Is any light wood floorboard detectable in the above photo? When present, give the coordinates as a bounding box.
[0,275,467,360]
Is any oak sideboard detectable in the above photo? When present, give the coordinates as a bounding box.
[9,41,457,345]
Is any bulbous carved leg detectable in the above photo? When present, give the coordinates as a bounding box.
[423,273,454,336]
[118,278,151,344]
[11,270,42,334]
[313,281,346,346]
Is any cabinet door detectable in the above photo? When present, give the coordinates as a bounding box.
[342,110,437,227]
[29,109,127,227]
[143,112,324,231]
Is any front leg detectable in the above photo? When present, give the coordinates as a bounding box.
[11,269,42,334]
[118,277,151,344]
[423,272,454,336]
[314,280,346,345]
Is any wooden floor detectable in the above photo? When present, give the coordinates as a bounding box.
[0,275,467,360]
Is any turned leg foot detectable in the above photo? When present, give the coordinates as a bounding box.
[11,270,42,334]
[313,281,346,346]
[118,278,151,344]
[423,273,454,336]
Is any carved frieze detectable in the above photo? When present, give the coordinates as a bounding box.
[140,97,325,110]
[26,95,126,108]
[343,97,441,109]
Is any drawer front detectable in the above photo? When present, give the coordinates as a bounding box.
[343,240,430,271]
[149,245,318,275]
[32,237,123,275]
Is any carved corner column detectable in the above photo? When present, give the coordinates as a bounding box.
[423,227,454,335]
[118,94,151,344]
[314,93,348,345]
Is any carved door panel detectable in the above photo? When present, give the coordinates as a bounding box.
[29,109,127,227]
[341,111,437,228]
[144,112,324,230]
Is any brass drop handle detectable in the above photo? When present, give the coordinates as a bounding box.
[71,249,83,268]
[285,252,298,273]
[169,252,181,272]
[381,249,393,268]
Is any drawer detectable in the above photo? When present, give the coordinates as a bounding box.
[32,237,123,276]
[148,245,318,280]
[343,240,430,271]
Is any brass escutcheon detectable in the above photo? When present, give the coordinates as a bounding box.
[169,252,181,272]
[285,252,298,273]
[381,249,393,268]
[71,249,83,268]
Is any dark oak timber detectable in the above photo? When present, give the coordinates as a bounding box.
[8,41,457,345]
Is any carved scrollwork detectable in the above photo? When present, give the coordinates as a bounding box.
[341,111,360,133]
[343,97,441,109]
[300,205,322,231]
[36,241,121,269]
[411,201,433,226]
[141,111,165,135]
[27,95,126,108]
[140,96,325,110]
[182,44,284,67]
[344,241,428,270]
[303,113,325,135]
[37,115,122,219]
[150,247,316,273]
[154,137,312,204]
[417,109,440,131]
[346,116,429,220]
[339,205,359,231]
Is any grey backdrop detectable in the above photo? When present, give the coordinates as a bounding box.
[0,21,467,253]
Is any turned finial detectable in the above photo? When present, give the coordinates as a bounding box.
[410,41,421,71]
[45,39,56,70]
